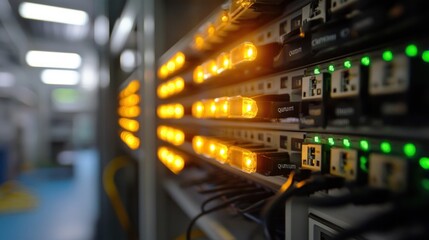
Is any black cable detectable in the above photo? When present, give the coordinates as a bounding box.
[197,183,254,194]
[331,200,429,240]
[186,191,272,240]
[262,173,345,240]
[303,188,393,207]
[238,197,269,213]
[201,187,263,211]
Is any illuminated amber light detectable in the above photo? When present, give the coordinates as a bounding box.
[193,65,205,83]
[216,52,231,74]
[157,103,184,119]
[192,136,206,154]
[228,146,257,173]
[120,131,140,150]
[119,93,140,106]
[230,42,257,66]
[192,101,204,118]
[119,80,140,98]
[207,24,215,36]
[192,96,258,119]
[157,52,186,79]
[119,118,139,132]
[157,77,185,99]
[214,142,229,164]
[158,147,185,174]
[118,106,141,118]
[194,35,205,50]
[157,125,185,146]
[229,96,258,118]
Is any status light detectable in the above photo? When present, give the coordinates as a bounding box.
[382,50,394,62]
[217,52,231,74]
[314,136,320,143]
[118,106,141,118]
[361,56,371,66]
[119,94,140,106]
[405,44,418,57]
[360,140,370,152]
[230,42,257,67]
[403,143,416,158]
[157,103,184,119]
[157,147,185,174]
[118,118,139,132]
[314,68,321,75]
[228,146,257,173]
[422,50,429,63]
[193,66,204,83]
[192,101,204,118]
[157,125,185,146]
[232,96,258,118]
[328,137,335,146]
[328,65,335,72]
[157,77,185,98]
[419,157,429,170]
[380,141,392,154]
[344,60,352,69]
[120,131,140,150]
[343,138,351,148]
[119,80,140,98]
[192,136,206,154]
[157,52,186,79]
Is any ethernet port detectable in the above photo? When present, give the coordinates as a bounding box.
[369,55,409,95]
[302,144,323,171]
[369,154,407,192]
[330,148,357,181]
[331,66,360,98]
[302,74,326,101]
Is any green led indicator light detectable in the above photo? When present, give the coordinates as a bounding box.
[419,157,429,170]
[344,60,352,69]
[343,138,351,148]
[361,56,371,66]
[422,51,429,63]
[421,179,429,191]
[314,67,321,75]
[328,65,335,72]
[403,143,416,158]
[405,44,418,57]
[382,50,394,62]
[328,137,335,146]
[380,141,392,154]
[360,156,368,173]
[314,136,320,143]
[360,140,370,152]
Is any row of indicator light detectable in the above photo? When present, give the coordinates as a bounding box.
[192,0,257,52]
[192,95,258,119]
[193,42,257,84]
[192,136,258,173]
[118,80,141,150]
[158,52,186,80]
[157,77,185,99]
[192,10,229,51]
[120,131,140,150]
[312,135,429,166]
[157,146,185,174]
[157,125,185,146]
[313,44,429,74]
[157,103,184,119]
[119,80,140,98]
[118,118,139,132]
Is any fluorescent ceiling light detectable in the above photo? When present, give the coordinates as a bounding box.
[0,72,15,87]
[19,2,89,26]
[41,69,80,85]
[26,50,82,69]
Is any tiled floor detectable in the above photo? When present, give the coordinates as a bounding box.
[0,150,99,240]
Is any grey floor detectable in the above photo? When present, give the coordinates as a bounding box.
[0,150,99,240]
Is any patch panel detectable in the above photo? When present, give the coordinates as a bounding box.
[152,1,429,239]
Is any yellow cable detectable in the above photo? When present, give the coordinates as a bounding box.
[102,156,135,237]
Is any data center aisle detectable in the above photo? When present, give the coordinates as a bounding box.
[0,150,99,240]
